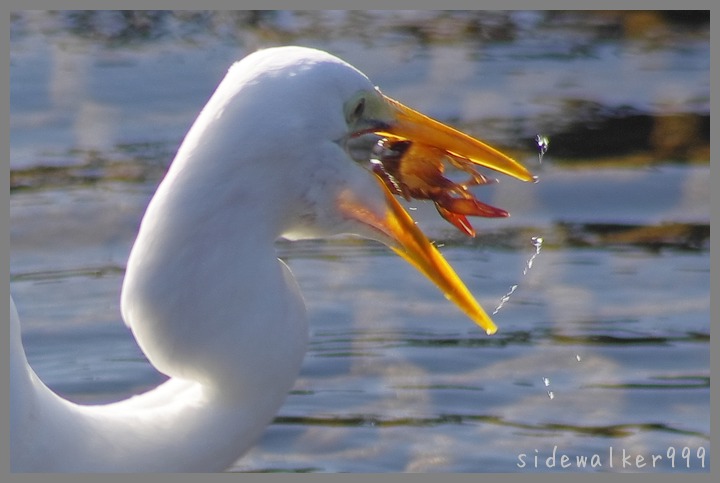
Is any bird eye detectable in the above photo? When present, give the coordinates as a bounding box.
[352,97,366,120]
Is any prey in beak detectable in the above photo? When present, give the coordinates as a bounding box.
[371,137,509,237]
[371,94,535,238]
[342,89,535,335]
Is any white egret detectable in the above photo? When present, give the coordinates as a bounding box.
[10,46,534,472]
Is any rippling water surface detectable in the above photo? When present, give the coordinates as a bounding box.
[9,11,710,472]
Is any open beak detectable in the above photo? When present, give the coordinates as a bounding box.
[377,95,535,182]
[346,94,535,335]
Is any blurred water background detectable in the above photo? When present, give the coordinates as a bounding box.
[9,10,710,472]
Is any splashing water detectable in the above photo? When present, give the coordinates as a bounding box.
[524,236,543,275]
[493,236,544,315]
[490,141,545,316]
[543,377,555,400]
[492,285,517,315]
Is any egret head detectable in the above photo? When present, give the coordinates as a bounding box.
[240,46,536,335]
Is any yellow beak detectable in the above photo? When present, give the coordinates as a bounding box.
[383,179,500,334]
[377,95,535,182]
[352,95,534,335]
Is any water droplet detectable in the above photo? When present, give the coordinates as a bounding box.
[531,236,543,250]
[493,236,543,313]
[575,354,582,362]
[535,134,549,163]
[522,237,543,275]
[492,284,517,315]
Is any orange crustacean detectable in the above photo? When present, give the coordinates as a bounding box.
[371,136,511,237]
